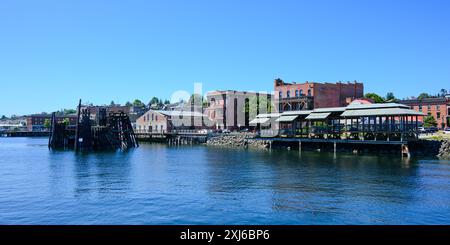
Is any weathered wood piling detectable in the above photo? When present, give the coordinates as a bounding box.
[49,99,138,152]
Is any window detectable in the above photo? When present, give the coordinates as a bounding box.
[287,91,290,98]
[437,112,441,119]
[307,89,312,96]
[428,105,431,111]
[156,115,158,121]
[299,89,303,95]
[436,105,440,110]
[279,91,282,99]
[419,105,422,111]
[295,90,299,97]
[152,114,154,121]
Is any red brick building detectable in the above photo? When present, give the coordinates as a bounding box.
[274,79,364,111]
[26,114,78,132]
[399,96,450,129]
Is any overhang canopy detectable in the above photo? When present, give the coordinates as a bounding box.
[305,112,331,120]
[249,118,270,125]
[276,115,299,122]
[341,108,426,117]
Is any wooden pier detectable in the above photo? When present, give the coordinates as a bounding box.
[135,130,209,145]
[49,100,138,152]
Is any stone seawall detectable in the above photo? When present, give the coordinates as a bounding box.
[206,134,270,150]
[438,139,450,159]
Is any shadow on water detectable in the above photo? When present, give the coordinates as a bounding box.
[48,149,135,198]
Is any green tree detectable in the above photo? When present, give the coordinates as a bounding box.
[125,101,132,107]
[1,115,7,120]
[149,97,160,105]
[439,89,448,97]
[385,92,396,101]
[244,95,276,119]
[418,93,431,100]
[189,94,208,107]
[110,101,115,106]
[423,115,437,127]
[43,118,51,129]
[364,93,385,103]
[62,118,70,126]
[132,99,144,107]
[164,99,171,105]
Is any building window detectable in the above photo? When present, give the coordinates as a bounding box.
[287,91,290,98]
[299,89,303,96]
[156,115,158,121]
[436,105,440,110]
[428,105,431,111]
[419,105,422,111]
[279,91,282,99]
[307,89,312,96]
[295,90,299,97]
[152,114,154,121]
[437,112,441,119]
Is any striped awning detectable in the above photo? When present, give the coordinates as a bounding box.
[305,112,331,120]
[276,115,298,122]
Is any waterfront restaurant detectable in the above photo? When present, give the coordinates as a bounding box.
[258,103,426,141]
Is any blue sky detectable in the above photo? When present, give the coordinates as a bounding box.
[1,0,449,116]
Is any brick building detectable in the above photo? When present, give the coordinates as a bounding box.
[399,96,450,129]
[274,79,364,111]
[135,109,208,133]
[26,114,78,132]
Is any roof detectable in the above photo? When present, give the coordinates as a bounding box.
[249,118,270,125]
[154,110,206,117]
[276,115,299,122]
[341,108,426,117]
[305,112,331,120]
[313,107,346,113]
[281,110,312,116]
[256,113,281,118]
[346,103,410,110]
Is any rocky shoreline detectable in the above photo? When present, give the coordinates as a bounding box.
[206,134,450,158]
[206,133,270,150]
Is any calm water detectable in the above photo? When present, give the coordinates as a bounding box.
[0,137,449,225]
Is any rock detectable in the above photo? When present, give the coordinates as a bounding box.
[438,139,450,159]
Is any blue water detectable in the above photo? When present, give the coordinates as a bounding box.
[0,137,449,225]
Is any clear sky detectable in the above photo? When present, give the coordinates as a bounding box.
[1,0,449,116]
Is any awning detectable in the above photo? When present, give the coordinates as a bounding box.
[276,115,298,122]
[249,118,270,125]
[341,108,426,117]
[305,112,331,120]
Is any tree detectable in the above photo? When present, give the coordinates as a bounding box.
[62,118,70,126]
[439,89,448,97]
[164,99,171,105]
[43,119,51,129]
[244,95,276,120]
[149,97,160,106]
[385,92,396,101]
[110,101,115,106]
[423,115,437,127]
[132,99,145,107]
[125,101,132,107]
[1,115,7,120]
[418,93,431,100]
[364,93,385,103]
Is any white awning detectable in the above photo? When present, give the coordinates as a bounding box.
[276,115,298,122]
[249,118,270,125]
[305,112,331,120]
[341,108,426,117]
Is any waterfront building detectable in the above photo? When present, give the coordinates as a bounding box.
[255,103,425,141]
[399,96,450,129]
[205,90,273,130]
[26,114,78,132]
[135,109,209,133]
[274,78,364,112]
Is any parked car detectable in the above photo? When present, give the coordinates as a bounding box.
[426,127,439,133]
[239,128,250,133]
[444,128,450,134]
[222,129,231,134]
[418,127,427,133]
